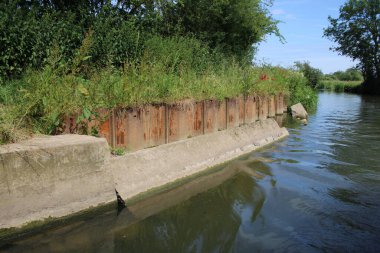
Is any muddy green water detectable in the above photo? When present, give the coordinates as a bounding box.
[1,92,380,253]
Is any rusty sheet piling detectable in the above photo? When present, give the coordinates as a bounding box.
[63,94,286,150]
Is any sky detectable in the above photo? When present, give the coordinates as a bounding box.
[255,0,357,74]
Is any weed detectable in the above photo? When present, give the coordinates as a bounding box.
[111,147,126,156]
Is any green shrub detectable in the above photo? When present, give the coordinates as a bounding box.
[287,72,318,111]
[0,33,316,144]
[294,61,323,88]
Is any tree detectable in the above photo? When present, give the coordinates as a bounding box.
[330,68,363,81]
[160,0,281,62]
[324,0,380,87]
[294,61,323,88]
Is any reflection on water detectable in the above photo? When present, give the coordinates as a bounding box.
[1,92,380,252]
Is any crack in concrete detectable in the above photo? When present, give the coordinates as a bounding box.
[15,151,40,177]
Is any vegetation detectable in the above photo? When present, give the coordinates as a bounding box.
[324,0,380,92]
[111,147,126,156]
[0,0,281,78]
[286,71,318,111]
[324,68,363,82]
[0,0,316,144]
[317,80,362,92]
[318,67,363,92]
[294,61,323,88]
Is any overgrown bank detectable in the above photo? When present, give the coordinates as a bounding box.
[0,1,317,144]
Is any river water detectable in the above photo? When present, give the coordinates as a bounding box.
[1,92,380,253]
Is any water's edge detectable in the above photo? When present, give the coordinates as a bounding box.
[0,118,288,244]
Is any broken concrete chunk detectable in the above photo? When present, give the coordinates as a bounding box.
[290,103,308,119]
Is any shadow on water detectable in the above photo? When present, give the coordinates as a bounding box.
[2,92,380,253]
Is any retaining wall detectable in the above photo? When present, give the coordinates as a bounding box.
[0,93,288,231]
[0,135,115,229]
[64,94,287,151]
[111,118,289,201]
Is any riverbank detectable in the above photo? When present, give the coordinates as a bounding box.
[0,118,287,239]
[317,79,380,96]
[3,92,380,252]
[0,62,315,145]
[317,80,362,92]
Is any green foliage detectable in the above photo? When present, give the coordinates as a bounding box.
[160,0,282,61]
[111,147,126,156]
[0,35,313,144]
[323,68,363,82]
[294,61,323,88]
[0,1,315,144]
[0,0,280,78]
[324,0,380,85]
[90,6,145,68]
[317,80,362,92]
[286,72,318,112]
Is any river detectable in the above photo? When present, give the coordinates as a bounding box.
[1,92,380,252]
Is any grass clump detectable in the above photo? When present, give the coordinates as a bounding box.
[111,147,126,156]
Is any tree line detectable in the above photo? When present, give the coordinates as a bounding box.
[0,0,280,79]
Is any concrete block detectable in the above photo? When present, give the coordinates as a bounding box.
[0,135,114,229]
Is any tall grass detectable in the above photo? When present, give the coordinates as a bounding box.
[317,80,362,92]
[0,36,315,144]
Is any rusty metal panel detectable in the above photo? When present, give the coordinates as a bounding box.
[94,109,112,145]
[168,101,203,143]
[275,93,285,115]
[168,104,180,143]
[62,110,112,146]
[204,99,227,133]
[258,96,269,120]
[147,105,166,147]
[217,99,227,131]
[193,102,203,136]
[263,97,269,119]
[245,95,257,124]
[268,95,276,118]
[227,98,239,128]
[275,94,281,115]
[114,109,128,148]
[253,96,259,122]
[283,95,288,112]
[124,108,145,151]
[63,113,78,134]
[238,96,245,125]
[120,105,166,151]
[204,100,218,134]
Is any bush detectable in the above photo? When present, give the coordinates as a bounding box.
[294,61,323,88]
[287,72,318,111]
[326,68,363,82]
[0,2,88,78]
